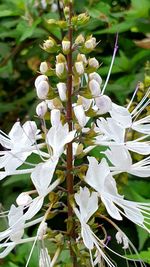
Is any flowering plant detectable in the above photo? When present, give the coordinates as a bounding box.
[0,0,149,266]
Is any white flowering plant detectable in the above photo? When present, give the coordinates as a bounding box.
[0,0,150,266]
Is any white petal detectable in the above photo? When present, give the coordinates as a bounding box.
[24,196,44,220]
[101,196,122,220]
[110,103,132,128]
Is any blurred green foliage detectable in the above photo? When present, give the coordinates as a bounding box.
[0,0,150,266]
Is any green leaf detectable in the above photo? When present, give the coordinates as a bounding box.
[128,248,150,264]
[95,20,135,34]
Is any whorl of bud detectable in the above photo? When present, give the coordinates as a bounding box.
[36,80,49,99]
[76,13,90,26]
[57,82,67,101]
[88,58,99,69]
[74,105,87,128]
[75,34,85,45]
[56,62,65,78]
[75,61,84,75]
[89,72,102,85]
[89,79,101,97]
[40,62,49,74]
[77,54,87,65]
[36,101,47,117]
[43,37,56,51]
[62,40,71,54]
[96,95,112,114]
[35,75,48,88]
[85,37,96,50]
[16,193,32,206]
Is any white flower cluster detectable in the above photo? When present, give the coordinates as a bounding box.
[0,27,149,267]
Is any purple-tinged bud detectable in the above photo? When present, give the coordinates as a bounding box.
[89,79,101,97]
[36,101,47,117]
[88,58,99,69]
[57,82,67,101]
[96,95,112,114]
[89,72,102,85]
[36,80,49,99]
[35,75,48,88]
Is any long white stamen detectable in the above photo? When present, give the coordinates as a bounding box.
[102,33,118,95]
[127,83,140,110]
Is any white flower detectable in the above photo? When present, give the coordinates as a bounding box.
[89,72,102,85]
[0,121,40,173]
[85,157,150,231]
[36,101,47,117]
[36,80,49,99]
[104,146,150,177]
[75,61,84,75]
[40,62,49,74]
[88,58,99,69]
[74,105,88,127]
[57,82,67,101]
[89,79,101,97]
[95,95,112,114]
[16,193,32,206]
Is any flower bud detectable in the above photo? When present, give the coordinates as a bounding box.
[43,39,54,50]
[56,53,66,63]
[16,193,32,206]
[85,37,96,50]
[57,82,67,101]
[88,58,99,69]
[40,62,49,74]
[96,95,112,114]
[51,3,58,12]
[35,75,48,88]
[77,54,87,65]
[89,79,101,97]
[38,222,47,239]
[74,105,87,128]
[36,101,47,117]
[64,6,69,19]
[75,34,85,45]
[56,62,65,78]
[77,13,90,26]
[75,61,84,75]
[89,72,102,85]
[51,109,61,127]
[62,40,71,54]
[36,80,49,99]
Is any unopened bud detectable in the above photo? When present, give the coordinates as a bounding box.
[16,193,32,206]
[36,101,47,117]
[96,95,112,114]
[57,82,67,101]
[36,80,49,99]
[51,109,61,127]
[77,54,87,65]
[75,61,84,75]
[62,40,71,54]
[89,72,102,85]
[88,58,99,69]
[85,37,96,50]
[74,105,87,127]
[35,75,48,88]
[75,34,85,45]
[89,79,101,97]
[43,38,55,50]
[56,53,66,63]
[56,62,65,78]
[77,13,90,26]
[51,3,58,12]
[40,62,49,74]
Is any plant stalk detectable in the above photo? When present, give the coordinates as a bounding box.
[66,2,77,266]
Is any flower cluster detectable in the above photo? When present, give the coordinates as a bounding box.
[0,1,149,266]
